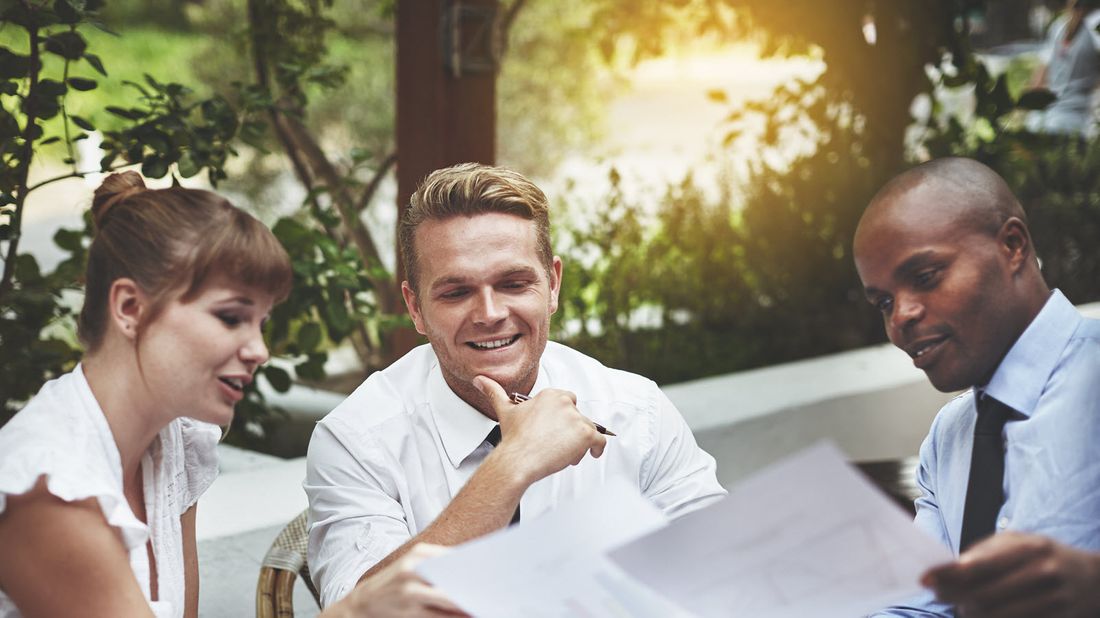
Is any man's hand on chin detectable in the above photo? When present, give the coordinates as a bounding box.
[922,531,1100,618]
[472,375,606,486]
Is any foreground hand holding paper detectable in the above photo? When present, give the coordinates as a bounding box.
[415,478,686,618]
[417,442,953,617]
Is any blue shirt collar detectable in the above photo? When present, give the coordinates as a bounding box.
[985,289,1081,417]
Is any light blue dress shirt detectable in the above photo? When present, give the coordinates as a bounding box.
[874,290,1100,616]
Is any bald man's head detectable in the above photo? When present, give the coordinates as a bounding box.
[852,157,1049,392]
[859,157,1026,245]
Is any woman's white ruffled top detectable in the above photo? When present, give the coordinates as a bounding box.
[0,365,220,618]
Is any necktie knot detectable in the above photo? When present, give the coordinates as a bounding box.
[975,396,1012,435]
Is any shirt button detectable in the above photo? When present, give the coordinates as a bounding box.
[997,516,1010,530]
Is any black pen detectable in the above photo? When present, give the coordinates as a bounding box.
[508,392,618,436]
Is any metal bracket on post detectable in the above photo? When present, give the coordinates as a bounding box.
[442,1,500,78]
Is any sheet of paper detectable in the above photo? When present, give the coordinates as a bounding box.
[608,442,953,618]
[417,478,685,618]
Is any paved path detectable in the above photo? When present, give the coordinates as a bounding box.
[198,447,318,617]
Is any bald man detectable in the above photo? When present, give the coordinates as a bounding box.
[854,158,1100,617]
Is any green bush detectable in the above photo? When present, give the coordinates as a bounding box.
[554,125,888,383]
[555,122,1100,386]
[973,134,1100,306]
[0,1,388,441]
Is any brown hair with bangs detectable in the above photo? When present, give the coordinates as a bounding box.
[78,171,292,351]
[399,162,552,293]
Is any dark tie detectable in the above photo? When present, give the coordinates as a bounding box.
[486,425,521,526]
[959,395,1012,552]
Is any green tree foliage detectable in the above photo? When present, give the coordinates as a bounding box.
[586,0,978,168]
[556,0,1100,382]
[180,0,621,184]
[0,0,406,444]
[556,172,768,383]
[554,0,974,379]
[497,0,620,173]
[0,0,260,423]
[235,0,405,392]
[1001,137,1100,305]
[555,129,891,383]
[924,64,1100,307]
[7,0,1097,435]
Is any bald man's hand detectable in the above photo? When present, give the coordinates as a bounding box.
[922,532,1100,618]
[473,376,606,486]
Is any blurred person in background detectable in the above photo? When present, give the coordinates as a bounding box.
[1027,0,1100,136]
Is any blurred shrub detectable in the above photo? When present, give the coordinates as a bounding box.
[923,54,1100,308]
[1005,137,1100,305]
[0,1,394,442]
[556,73,1100,384]
[0,1,262,422]
[553,1,1100,384]
[942,133,1100,307]
[554,124,888,383]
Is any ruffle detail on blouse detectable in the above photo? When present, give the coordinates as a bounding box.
[0,367,149,552]
[178,417,220,511]
[0,450,149,551]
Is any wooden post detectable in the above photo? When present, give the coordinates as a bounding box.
[393,0,499,357]
[398,0,497,273]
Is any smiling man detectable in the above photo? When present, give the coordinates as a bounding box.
[305,163,725,610]
[855,158,1100,618]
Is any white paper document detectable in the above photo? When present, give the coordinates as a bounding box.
[609,442,953,617]
[418,442,953,617]
[417,478,688,618]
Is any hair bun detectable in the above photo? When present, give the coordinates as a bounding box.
[91,171,147,229]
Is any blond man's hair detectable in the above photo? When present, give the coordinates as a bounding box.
[399,163,552,292]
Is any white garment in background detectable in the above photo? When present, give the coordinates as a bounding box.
[305,341,727,608]
[1030,10,1100,135]
[0,365,220,618]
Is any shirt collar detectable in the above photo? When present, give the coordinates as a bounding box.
[984,289,1081,417]
[428,358,551,469]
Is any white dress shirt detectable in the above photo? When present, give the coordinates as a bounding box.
[305,342,726,607]
[0,365,220,618]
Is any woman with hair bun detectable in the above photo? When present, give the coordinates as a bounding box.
[0,173,464,617]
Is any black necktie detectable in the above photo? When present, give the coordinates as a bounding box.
[959,395,1012,552]
[486,425,521,526]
